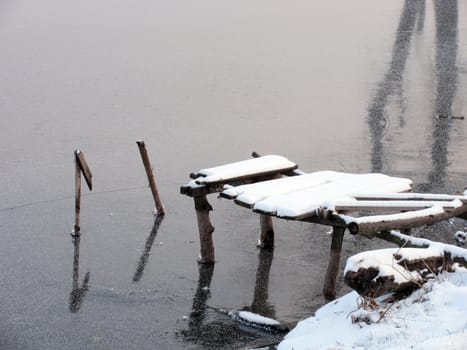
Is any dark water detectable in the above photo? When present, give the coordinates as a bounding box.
[1,1,466,349]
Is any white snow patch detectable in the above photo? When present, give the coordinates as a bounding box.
[228,310,280,326]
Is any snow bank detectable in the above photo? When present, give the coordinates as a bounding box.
[279,271,467,350]
[344,247,444,284]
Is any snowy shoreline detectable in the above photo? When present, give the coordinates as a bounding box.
[278,270,467,350]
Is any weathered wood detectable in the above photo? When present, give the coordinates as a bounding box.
[258,214,274,248]
[354,193,467,203]
[194,169,297,186]
[334,200,459,213]
[194,195,215,263]
[73,150,93,235]
[299,209,348,228]
[74,157,82,235]
[181,171,288,198]
[323,226,345,301]
[136,140,165,215]
[347,203,467,237]
[75,150,93,191]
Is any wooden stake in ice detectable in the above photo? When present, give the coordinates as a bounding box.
[73,150,93,236]
[194,195,215,263]
[136,140,165,215]
[323,226,345,301]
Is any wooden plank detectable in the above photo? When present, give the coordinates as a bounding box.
[75,150,93,191]
[238,173,413,221]
[347,203,467,236]
[193,155,297,185]
[353,193,467,203]
[194,167,296,186]
[333,200,460,213]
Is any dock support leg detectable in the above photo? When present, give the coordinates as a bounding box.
[258,215,274,249]
[194,195,215,264]
[323,226,345,301]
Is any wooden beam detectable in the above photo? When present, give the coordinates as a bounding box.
[353,193,467,203]
[347,204,467,237]
[334,200,459,213]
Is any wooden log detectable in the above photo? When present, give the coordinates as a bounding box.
[194,195,215,263]
[323,226,345,301]
[334,200,459,213]
[347,203,467,237]
[258,214,274,248]
[354,193,467,203]
[136,140,165,215]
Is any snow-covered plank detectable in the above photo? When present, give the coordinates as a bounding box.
[192,155,297,185]
[353,192,467,203]
[221,171,349,205]
[332,199,460,212]
[250,173,412,219]
[344,199,467,235]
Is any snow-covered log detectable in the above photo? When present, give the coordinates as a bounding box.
[346,200,467,236]
[344,236,467,298]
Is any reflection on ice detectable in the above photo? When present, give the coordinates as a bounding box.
[133,214,164,283]
[69,235,90,313]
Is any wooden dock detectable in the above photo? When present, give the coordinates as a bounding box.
[181,154,467,300]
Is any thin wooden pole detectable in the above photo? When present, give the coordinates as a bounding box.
[74,156,82,235]
[323,226,345,301]
[136,140,165,215]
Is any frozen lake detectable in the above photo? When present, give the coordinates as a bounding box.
[1,0,466,349]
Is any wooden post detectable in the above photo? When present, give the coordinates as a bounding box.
[74,158,82,234]
[258,215,274,248]
[73,150,93,236]
[323,226,345,301]
[194,195,215,263]
[251,152,277,249]
[136,140,165,215]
